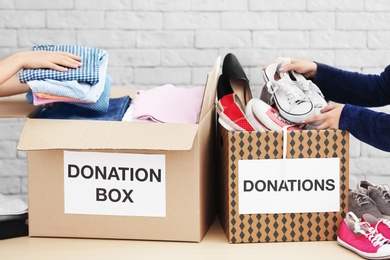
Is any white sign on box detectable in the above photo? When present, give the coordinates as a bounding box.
[64,151,166,217]
[238,158,340,215]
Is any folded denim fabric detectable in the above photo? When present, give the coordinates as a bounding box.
[19,45,106,85]
[34,95,131,121]
[26,53,109,104]
[27,74,112,112]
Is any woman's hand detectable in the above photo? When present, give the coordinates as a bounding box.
[0,50,82,96]
[264,58,318,79]
[16,51,82,71]
[303,103,345,130]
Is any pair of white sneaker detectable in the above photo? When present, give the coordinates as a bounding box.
[262,58,328,125]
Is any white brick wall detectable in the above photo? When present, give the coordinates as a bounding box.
[0,0,390,200]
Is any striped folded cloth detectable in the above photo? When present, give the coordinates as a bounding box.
[18,45,106,85]
[26,75,112,112]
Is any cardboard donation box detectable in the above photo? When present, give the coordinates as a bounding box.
[217,126,349,243]
[0,56,221,242]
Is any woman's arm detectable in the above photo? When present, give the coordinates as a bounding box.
[313,63,390,107]
[339,104,390,152]
[0,51,82,96]
[0,76,30,97]
[282,59,390,107]
[281,58,390,151]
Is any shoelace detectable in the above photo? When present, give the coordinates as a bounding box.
[351,189,377,207]
[376,185,390,203]
[267,79,307,107]
[295,80,311,93]
[354,222,390,247]
[295,80,324,98]
[347,212,390,247]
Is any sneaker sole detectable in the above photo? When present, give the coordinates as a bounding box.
[337,237,390,259]
[218,115,242,131]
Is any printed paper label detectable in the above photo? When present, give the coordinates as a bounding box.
[64,151,166,217]
[238,158,340,214]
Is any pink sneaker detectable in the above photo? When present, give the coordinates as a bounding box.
[338,212,390,259]
[245,98,302,131]
[362,213,390,240]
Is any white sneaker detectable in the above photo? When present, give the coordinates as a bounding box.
[245,98,302,131]
[288,70,328,110]
[245,98,267,131]
[262,59,315,124]
[278,57,328,126]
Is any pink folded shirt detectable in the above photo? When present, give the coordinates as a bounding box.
[32,92,90,106]
[131,84,205,124]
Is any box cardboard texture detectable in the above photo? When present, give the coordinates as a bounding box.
[217,126,349,243]
[5,56,222,242]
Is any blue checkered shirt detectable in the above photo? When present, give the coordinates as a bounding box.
[18,45,106,85]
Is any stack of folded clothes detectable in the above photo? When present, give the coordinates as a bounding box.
[19,45,132,121]
[20,45,112,113]
[0,193,28,239]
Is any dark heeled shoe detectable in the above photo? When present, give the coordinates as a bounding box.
[217,53,253,109]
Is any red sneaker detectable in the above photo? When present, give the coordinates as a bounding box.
[217,93,254,131]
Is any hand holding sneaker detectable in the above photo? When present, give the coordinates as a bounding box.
[302,103,345,130]
[262,58,315,124]
[278,58,328,126]
[265,57,390,152]
[277,58,318,79]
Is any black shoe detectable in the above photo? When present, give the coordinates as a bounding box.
[218,53,252,108]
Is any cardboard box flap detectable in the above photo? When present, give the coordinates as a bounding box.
[17,119,199,151]
[0,95,35,118]
[198,55,221,122]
